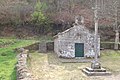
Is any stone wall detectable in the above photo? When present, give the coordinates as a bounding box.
[101,43,120,49]
[16,48,34,80]
[24,42,39,51]
[46,42,54,51]
[38,42,47,53]
[54,25,100,58]
[15,42,54,53]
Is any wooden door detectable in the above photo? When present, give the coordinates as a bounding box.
[75,43,84,57]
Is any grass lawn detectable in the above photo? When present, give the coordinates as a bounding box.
[100,50,120,73]
[29,50,120,80]
[0,39,38,80]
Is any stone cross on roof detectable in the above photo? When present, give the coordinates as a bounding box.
[81,16,84,25]
[75,16,79,25]
[75,15,84,25]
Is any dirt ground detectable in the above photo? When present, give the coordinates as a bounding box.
[28,50,120,80]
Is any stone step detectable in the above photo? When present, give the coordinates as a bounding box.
[82,68,112,76]
[60,58,92,63]
[85,67,106,72]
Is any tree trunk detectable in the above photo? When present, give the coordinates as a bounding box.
[114,30,119,50]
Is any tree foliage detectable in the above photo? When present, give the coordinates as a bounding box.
[31,1,51,34]
[0,0,120,36]
[31,1,47,25]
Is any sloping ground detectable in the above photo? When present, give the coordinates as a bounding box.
[0,39,38,80]
[29,50,120,80]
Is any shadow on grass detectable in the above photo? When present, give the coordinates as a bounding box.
[10,66,17,80]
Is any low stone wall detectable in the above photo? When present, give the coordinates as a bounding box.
[101,43,120,50]
[15,42,54,53]
[46,42,54,51]
[16,48,34,80]
[38,41,54,53]
[24,42,39,51]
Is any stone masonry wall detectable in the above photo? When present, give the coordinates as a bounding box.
[16,48,34,80]
[55,25,99,58]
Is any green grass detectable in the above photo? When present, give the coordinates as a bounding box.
[100,50,120,73]
[0,39,17,48]
[29,50,120,80]
[0,39,38,80]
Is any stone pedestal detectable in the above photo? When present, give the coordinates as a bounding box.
[91,61,101,69]
[82,67,111,76]
[39,42,47,53]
